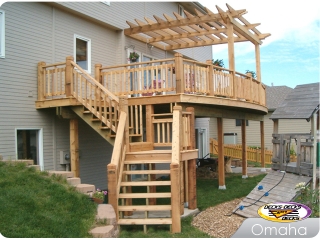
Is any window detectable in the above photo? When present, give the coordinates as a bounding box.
[74,35,91,73]
[178,4,185,17]
[16,128,43,170]
[0,10,5,58]
[236,119,249,126]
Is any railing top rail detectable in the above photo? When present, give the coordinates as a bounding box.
[70,61,119,102]
[100,58,175,70]
[43,62,66,68]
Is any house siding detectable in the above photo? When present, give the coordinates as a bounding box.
[209,112,311,151]
[0,1,212,188]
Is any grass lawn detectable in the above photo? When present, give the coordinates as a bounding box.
[119,173,266,237]
[0,161,267,238]
[0,161,97,238]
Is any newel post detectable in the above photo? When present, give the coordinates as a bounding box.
[119,96,129,151]
[65,56,74,97]
[95,63,102,84]
[107,163,118,219]
[206,60,214,96]
[174,53,184,93]
[37,61,46,101]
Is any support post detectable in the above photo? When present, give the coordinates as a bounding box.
[241,119,247,178]
[260,121,266,171]
[65,56,74,97]
[186,107,197,209]
[170,163,181,233]
[174,53,184,93]
[119,97,129,151]
[37,62,46,101]
[227,19,236,98]
[206,60,214,96]
[70,118,79,177]
[311,113,317,189]
[217,117,225,189]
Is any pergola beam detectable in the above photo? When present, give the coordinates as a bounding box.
[124,4,271,50]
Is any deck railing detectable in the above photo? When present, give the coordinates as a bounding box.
[38,55,266,107]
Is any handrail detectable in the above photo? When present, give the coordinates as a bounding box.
[70,61,119,102]
[100,58,175,70]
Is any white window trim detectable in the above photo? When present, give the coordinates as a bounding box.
[0,10,5,58]
[74,34,91,74]
[15,128,44,171]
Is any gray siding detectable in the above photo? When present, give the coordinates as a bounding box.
[78,119,113,189]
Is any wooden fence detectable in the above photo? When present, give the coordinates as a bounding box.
[210,138,273,164]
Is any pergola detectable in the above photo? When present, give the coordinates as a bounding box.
[124,3,271,82]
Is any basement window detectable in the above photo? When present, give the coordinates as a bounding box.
[0,10,5,58]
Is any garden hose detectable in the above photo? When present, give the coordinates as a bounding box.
[225,138,293,216]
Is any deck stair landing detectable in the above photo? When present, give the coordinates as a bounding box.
[117,150,173,231]
[233,170,312,218]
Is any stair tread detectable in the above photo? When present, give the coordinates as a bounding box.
[127,150,172,155]
[119,192,171,198]
[123,170,170,174]
[124,160,171,164]
[120,181,171,186]
[118,218,172,225]
[118,205,171,211]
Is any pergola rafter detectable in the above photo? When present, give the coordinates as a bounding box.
[124,4,271,50]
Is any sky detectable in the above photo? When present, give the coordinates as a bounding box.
[199,0,320,89]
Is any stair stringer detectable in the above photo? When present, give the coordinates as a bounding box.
[71,106,115,146]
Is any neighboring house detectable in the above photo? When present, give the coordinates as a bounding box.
[201,85,311,155]
[0,2,211,189]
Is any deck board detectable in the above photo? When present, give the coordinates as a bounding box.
[233,170,312,218]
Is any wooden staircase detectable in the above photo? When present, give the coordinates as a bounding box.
[117,150,173,230]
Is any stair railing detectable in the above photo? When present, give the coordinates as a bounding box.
[107,110,128,219]
[67,58,120,133]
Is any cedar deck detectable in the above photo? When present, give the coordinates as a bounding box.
[35,4,273,233]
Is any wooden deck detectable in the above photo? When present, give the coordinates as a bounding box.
[233,170,312,218]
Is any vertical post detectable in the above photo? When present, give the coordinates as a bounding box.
[146,105,156,205]
[206,60,214,96]
[119,97,129,151]
[65,56,74,97]
[70,118,79,177]
[146,105,154,144]
[255,44,261,82]
[172,106,183,214]
[186,107,197,209]
[260,121,266,171]
[217,117,225,189]
[311,113,317,189]
[37,62,46,101]
[174,53,184,94]
[107,164,118,219]
[170,163,181,233]
[227,19,236,99]
[95,63,102,84]
[273,119,279,134]
[241,119,248,178]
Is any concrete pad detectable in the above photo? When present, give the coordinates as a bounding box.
[76,183,95,193]
[66,177,81,186]
[96,204,116,225]
[89,225,115,238]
